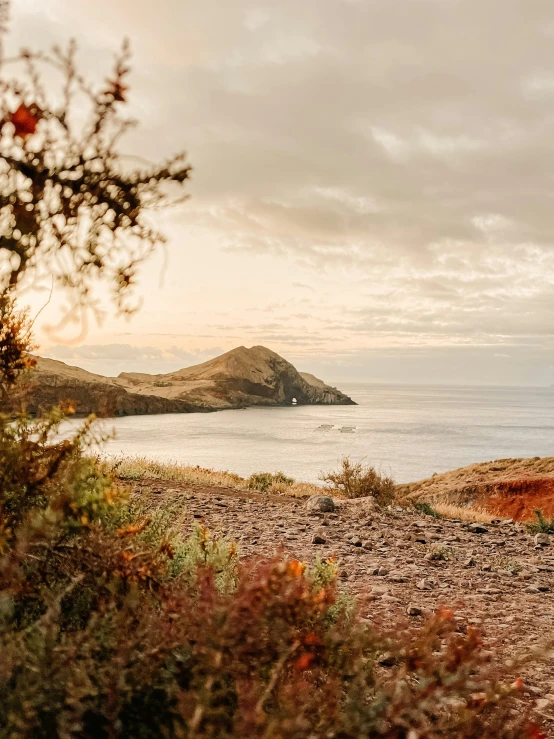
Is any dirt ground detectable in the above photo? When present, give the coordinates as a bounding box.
[132,476,554,734]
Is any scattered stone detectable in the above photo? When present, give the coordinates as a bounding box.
[362,540,372,550]
[388,574,408,583]
[407,604,423,617]
[307,495,335,513]
[468,523,489,534]
[534,533,550,547]
[463,558,476,568]
[311,533,327,545]
[416,578,434,591]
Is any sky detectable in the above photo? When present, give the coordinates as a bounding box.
[6,0,554,385]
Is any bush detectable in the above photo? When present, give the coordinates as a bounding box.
[247,471,294,493]
[415,501,442,519]
[527,509,554,534]
[320,457,396,504]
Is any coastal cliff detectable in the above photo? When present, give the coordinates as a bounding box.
[13,346,356,417]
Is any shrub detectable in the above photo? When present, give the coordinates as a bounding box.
[247,471,294,493]
[0,543,538,737]
[527,509,554,534]
[415,501,442,519]
[320,457,396,504]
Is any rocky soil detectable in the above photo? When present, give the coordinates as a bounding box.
[135,477,554,732]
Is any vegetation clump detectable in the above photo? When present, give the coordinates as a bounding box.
[247,470,294,493]
[414,501,442,519]
[320,456,396,505]
[527,509,554,534]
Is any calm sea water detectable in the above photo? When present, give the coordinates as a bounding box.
[71,384,554,484]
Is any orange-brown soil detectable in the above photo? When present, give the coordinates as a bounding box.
[477,478,554,521]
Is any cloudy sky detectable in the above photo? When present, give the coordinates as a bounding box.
[8,0,554,385]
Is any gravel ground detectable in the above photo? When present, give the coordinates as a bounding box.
[133,477,554,733]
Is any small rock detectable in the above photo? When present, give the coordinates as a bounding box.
[407,604,423,617]
[388,574,408,583]
[362,540,372,550]
[311,533,327,545]
[370,585,388,595]
[381,594,401,603]
[416,578,434,591]
[536,698,551,711]
[379,653,397,667]
[307,495,335,513]
[463,558,476,568]
[468,523,489,534]
[534,533,550,547]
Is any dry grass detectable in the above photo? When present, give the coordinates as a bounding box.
[398,456,554,503]
[106,456,250,490]
[282,481,324,498]
[103,456,324,498]
[432,502,495,523]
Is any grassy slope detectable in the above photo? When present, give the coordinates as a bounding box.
[397,457,554,501]
[108,456,323,498]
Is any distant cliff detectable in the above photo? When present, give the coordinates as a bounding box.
[12,346,356,417]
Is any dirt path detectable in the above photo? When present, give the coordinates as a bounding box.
[132,477,554,732]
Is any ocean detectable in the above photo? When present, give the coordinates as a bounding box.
[74,383,554,484]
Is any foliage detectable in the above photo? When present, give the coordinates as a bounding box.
[0,409,113,551]
[527,509,554,534]
[320,456,396,504]
[103,497,238,592]
[0,295,35,400]
[414,501,442,519]
[0,38,190,320]
[247,470,294,493]
[0,474,539,739]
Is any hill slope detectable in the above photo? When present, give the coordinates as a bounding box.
[398,456,554,520]
[12,346,356,417]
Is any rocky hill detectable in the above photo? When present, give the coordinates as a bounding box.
[13,346,355,417]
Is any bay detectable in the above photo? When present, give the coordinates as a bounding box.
[66,383,554,484]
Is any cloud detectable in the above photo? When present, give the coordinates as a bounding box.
[9,0,554,384]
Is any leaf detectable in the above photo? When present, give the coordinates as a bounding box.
[10,103,40,138]
[105,79,128,102]
[294,653,314,672]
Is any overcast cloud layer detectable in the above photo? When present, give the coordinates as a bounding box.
[9,0,554,384]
